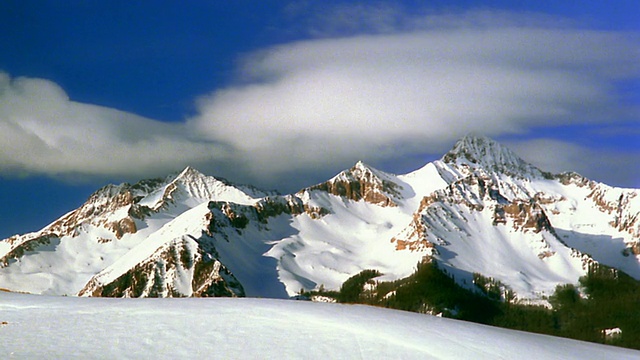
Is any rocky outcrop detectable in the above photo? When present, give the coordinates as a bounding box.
[0,234,58,266]
[78,236,244,298]
[307,162,403,207]
[555,172,591,187]
[44,179,163,241]
[254,195,329,221]
[104,217,138,239]
[418,174,509,214]
[390,214,438,253]
[588,187,639,239]
[442,135,542,179]
[149,166,276,211]
[493,201,553,233]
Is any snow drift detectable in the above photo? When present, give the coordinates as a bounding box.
[0,292,638,359]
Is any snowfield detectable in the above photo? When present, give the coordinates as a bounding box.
[1,293,638,359]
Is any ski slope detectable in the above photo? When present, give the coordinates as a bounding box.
[0,292,638,359]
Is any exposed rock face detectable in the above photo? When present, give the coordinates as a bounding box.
[47,184,143,238]
[1,234,57,266]
[397,175,556,256]
[307,161,403,207]
[556,172,591,187]
[105,217,138,239]
[40,176,171,243]
[588,187,639,239]
[0,166,270,297]
[391,153,585,293]
[142,166,277,212]
[442,135,543,179]
[253,195,329,221]
[0,182,161,269]
[493,201,553,233]
[78,236,244,298]
[417,174,509,214]
[548,174,640,241]
[626,242,640,256]
[390,214,438,253]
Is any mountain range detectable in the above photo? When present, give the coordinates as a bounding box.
[1,135,638,303]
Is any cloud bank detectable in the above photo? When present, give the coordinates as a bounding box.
[190,11,639,182]
[0,73,228,180]
[507,139,640,188]
[1,9,639,189]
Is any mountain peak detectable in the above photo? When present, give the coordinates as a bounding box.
[334,161,388,185]
[305,161,403,206]
[174,166,205,181]
[443,135,508,162]
[349,160,376,175]
[442,135,541,177]
[353,160,367,170]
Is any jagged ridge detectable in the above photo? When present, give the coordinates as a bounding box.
[442,134,545,179]
[305,161,404,207]
[0,135,638,303]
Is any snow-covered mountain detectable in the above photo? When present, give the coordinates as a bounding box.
[0,135,638,301]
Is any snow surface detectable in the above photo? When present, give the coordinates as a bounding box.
[419,197,586,299]
[1,292,637,359]
[267,190,424,294]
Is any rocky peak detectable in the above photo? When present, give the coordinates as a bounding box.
[166,166,214,193]
[43,182,148,238]
[442,135,542,178]
[306,161,403,207]
[335,161,381,182]
[172,166,206,183]
[156,166,272,207]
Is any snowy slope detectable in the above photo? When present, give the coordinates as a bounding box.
[374,136,637,300]
[261,137,638,299]
[1,293,638,359]
[0,167,267,296]
[0,135,638,302]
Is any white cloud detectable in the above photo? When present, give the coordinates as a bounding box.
[0,72,229,179]
[189,16,639,178]
[1,9,638,191]
[506,139,640,188]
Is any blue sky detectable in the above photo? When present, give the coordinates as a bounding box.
[0,1,639,238]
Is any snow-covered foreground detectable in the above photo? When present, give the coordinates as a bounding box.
[1,293,638,359]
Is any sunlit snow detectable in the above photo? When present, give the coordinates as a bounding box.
[0,136,638,302]
[1,293,638,359]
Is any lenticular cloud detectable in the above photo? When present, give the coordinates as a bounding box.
[0,72,224,179]
[0,10,638,189]
[190,18,639,174]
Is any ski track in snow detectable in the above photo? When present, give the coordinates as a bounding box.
[0,293,638,359]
